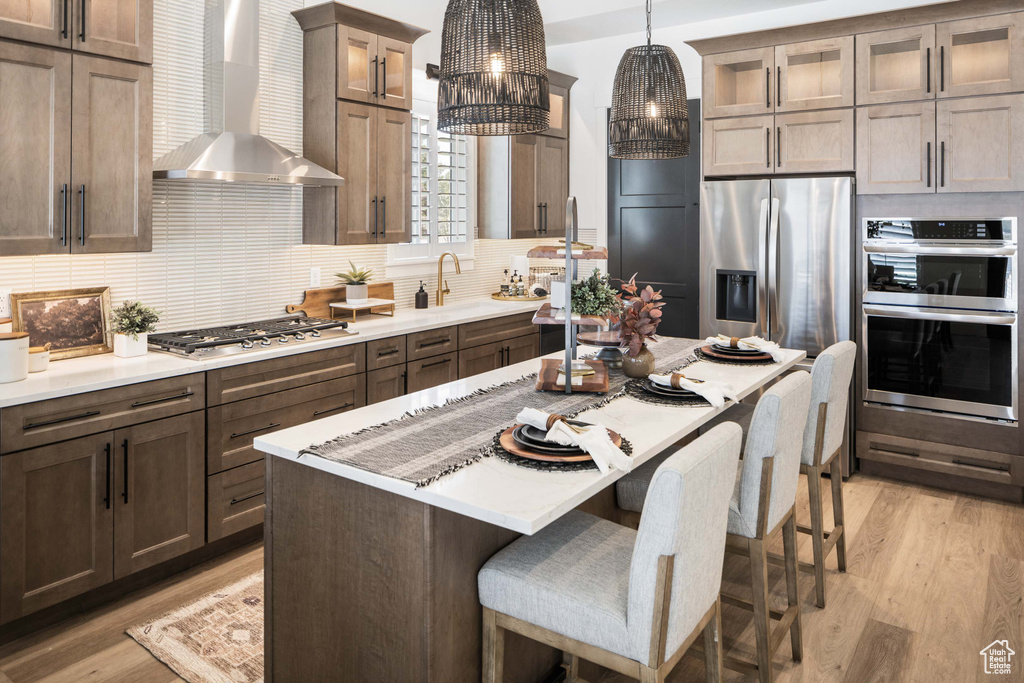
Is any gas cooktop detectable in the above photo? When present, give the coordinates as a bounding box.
[148,316,357,360]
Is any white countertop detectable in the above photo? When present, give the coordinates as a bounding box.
[0,299,541,409]
[255,346,807,535]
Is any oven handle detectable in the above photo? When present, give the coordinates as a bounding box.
[863,244,1016,256]
[863,305,1016,325]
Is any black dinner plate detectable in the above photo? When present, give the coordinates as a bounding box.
[514,424,587,455]
[642,379,698,397]
[712,343,764,356]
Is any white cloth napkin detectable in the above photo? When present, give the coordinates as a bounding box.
[515,408,633,474]
[648,373,737,408]
[705,334,785,362]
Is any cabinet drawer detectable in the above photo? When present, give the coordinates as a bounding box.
[208,374,366,474]
[207,343,365,406]
[208,460,266,543]
[407,352,458,393]
[367,336,406,370]
[367,365,407,405]
[0,374,204,455]
[407,327,457,361]
[459,312,537,349]
[459,341,503,378]
[857,431,1020,486]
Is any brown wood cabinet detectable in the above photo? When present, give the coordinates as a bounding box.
[208,460,266,543]
[479,133,570,239]
[457,333,539,379]
[459,312,536,349]
[937,12,1024,99]
[856,25,937,105]
[0,41,71,256]
[325,17,412,109]
[775,108,854,173]
[367,336,406,371]
[936,93,1024,192]
[702,47,775,119]
[377,106,411,244]
[407,326,457,361]
[366,364,407,405]
[703,114,775,176]
[0,0,68,47]
[856,101,936,194]
[0,0,151,62]
[377,36,412,111]
[71,54,151,253]
[113,411,204,579]
[406,352,458,393]
[543,71,577,139]
[775,36,854,112]
[0,433,114,624]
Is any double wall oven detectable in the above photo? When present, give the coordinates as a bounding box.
[862,218,1017,422]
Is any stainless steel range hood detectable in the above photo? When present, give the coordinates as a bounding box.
[153,0,343,186]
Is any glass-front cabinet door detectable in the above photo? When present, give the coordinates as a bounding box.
[0,0,69,47]
[702,47,774,119]
[937,12,1024,98]
[378,37,412,111]
[775,36,854,112]
[856,25,936,105]
[337,25,377,104]
[76,0,152,64]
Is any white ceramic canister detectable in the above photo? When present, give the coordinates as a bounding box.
[0,318,12,333]
[28,346,50,373]
[0,332,30,383]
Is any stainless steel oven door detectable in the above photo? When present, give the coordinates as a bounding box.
[863,305,1017,421]
[863,244,1016,311]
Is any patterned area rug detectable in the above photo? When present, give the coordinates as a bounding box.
[127,572,264,683]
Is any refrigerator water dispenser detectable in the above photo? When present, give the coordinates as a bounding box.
[716,270,757,323]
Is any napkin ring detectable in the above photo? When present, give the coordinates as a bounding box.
[730,337,740,348]
[546,414,567,431]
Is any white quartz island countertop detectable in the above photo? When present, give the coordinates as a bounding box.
[255,345,807,535]
[0,299,541,409]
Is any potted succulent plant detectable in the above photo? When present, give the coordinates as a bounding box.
[617,274,664,378]
[336,261,374,304]
[110,300,160,358]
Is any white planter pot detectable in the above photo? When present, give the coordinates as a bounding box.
[346,284,369,304]
[0,333,29,384]
[114,332,148,358]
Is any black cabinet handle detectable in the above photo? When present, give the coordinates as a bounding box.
[377,348,400,357]
[939,45,944,92]
[537,204,543,233]
[766,128,771,168]
[940,140,945,187]
[230,490,265,506]
[230,423,281,440]
[952,459,1010,473]
[499,346,505,366]
[401,370,407,393]
[381,196,386,239]
[544,203,548,233]
[421,357,452,369]
[766,67,770,108]
[372,56,378,97]
[130,391,194,408]
[372,196,378,239]
[62,0,68,38]
[776,126,781,168]
[78,0,85,41]
[777,66,781,107]
[314,403,353,417]
[103,442,111,509]
[24,410,100,430]
[60,184,68,247]
[926,142,931,187]
[78,185,85,246]
[121,438,128,504]
[418,337,450,349]
[871,446,919,458]
[926,47,931,93]
[380,57,386,98]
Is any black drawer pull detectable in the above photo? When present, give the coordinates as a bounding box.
[103,442,111,510]
[24,410,100,430]
[130,391,194,408]
[418,337,451,349]
[870,445,919,458]
[421,358,452,369]
[230,490,265,506]
[952,459,1009,473]
[377,348,400,358]
[121,438,129,504]
[230,423,281,439]
[314,403,354,417]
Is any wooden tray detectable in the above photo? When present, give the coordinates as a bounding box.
[698,345,774,363]
[577,330,622,348]
[526,245,609,260]
[498,425,622,463]
[492,292,547,302]
[286,282,395,318]
[532,304,608,328]
[535,358,610,393]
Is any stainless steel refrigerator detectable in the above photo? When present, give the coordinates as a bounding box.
[699,177,853,362]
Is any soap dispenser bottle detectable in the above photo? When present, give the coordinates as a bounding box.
[415,281,429,309]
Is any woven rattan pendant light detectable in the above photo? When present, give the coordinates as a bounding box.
[608,0,689,158]
[438,0,550,136]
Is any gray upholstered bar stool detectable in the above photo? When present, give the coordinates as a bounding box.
[618,372,812,683]
[695,341,857,608]
[477,424,743,683]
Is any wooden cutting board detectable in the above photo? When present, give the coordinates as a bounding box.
[535,359,610,393]
[286,282,396,318]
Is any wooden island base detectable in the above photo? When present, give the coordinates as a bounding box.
[265,456,568,682]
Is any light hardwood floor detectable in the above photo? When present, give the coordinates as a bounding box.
[0,473,1019,682]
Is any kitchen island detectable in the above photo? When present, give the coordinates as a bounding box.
[255,344,806,682]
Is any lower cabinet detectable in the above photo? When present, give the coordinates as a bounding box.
[407,352,459,393]
[0,433,114,623]
[208,460,266,543]
[0,411,204,623]
[457,333,539,378]
[367,364,407,405]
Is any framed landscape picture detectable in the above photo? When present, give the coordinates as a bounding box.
[11,288,113,360]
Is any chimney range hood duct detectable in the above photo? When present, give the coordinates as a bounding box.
[153,0,343,186]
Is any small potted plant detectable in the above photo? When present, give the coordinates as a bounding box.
[336,261,373,304]
[571,269,622,319]
[110,300,159,358]
[617,274,664,378]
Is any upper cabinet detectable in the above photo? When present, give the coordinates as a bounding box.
[936,93,1024,193]
[335,26,412,110]
[703,47,774,119]
[856,25,936,105]
[0,0,152,63]
[775,37,854,112]
[544,70,577,139]
[937,13,1024,99]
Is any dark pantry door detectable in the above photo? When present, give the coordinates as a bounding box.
[607,99,701,338]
